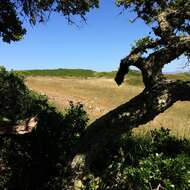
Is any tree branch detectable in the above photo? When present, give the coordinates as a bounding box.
[146,36,190,69]
[115,36,190,88]
[155,7,190,38]
[115,38,164,86]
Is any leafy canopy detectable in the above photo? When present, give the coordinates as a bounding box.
[0,0,99,43]
[0,66,49,125]
[116,0,190,37]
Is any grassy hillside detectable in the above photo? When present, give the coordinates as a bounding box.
[17,68,140,78]
[18,68,190,88]
[17,69,144,86]
[17,68,96,77]
[167,72,190,81]
[18,68,190,80]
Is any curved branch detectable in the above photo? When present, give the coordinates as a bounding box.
[87,79,190,135]
[115,53,144,85]
[115,36,190,88]
[115,38,164,86]
[146,36,190,69]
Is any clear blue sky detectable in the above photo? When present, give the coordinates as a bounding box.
[0,0,188,72]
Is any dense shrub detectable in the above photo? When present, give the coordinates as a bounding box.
[0,66,49,125]
[124,153,190,190]
[0,68,88,189]
[0,102,88,190]
[84,128,190,190]
[36,102,88,189]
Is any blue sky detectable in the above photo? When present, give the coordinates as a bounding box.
[0,0,188,72]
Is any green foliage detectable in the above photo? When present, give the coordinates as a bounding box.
[32,102,88,189]
[0,101,89,189]
[34,101,88,161]
[18,68,96,78]
[0,135,32,189]
[116,0,190,36]
[18,68,142,79]
[125,153,190,190]
[0,0,99,43]
[0,66,25,123]
[0,0,26,42]
[132,36,154,50]
[0,66,49,125]
[84,128,190,190]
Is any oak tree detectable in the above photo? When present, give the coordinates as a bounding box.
[68,0,190,188]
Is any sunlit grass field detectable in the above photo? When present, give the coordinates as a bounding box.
[24,69,190,138]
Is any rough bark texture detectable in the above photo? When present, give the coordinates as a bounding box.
[67,1,190,189]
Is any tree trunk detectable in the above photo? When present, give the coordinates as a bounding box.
[65,3,190,189]
[67,79,190,189]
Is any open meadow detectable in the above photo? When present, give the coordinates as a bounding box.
[26,71,190,138]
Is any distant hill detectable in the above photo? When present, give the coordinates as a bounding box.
[17,68,140,78]
[17,68,189,86]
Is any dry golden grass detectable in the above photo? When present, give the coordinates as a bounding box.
[26,76,190,138]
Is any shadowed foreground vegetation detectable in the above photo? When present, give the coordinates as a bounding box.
[0,68,190,189]
[1,107,190,189]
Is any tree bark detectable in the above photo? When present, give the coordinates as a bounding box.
[67,79,190,189]
[66,6,190,187]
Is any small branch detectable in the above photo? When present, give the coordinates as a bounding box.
[152,183,164,190]
[146,36,190,68]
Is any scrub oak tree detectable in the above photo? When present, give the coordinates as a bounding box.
[69,0,190,187]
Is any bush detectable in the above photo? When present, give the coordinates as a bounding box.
[0,67,49,125]
[0,135,32,189]
[0,67,89,189]
[0,100,89,189]
[125,153,190,190]
[34,101,88,162]
[35,101,88,189]
[84,128,190,190]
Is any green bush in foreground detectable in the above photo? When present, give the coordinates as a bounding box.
[82,128,190,190]
[0,104,190,190]
[0,66,49,126]
[0,101,88,190]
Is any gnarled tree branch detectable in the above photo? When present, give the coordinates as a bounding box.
[115,36,190,88]
[68,1,190,188]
